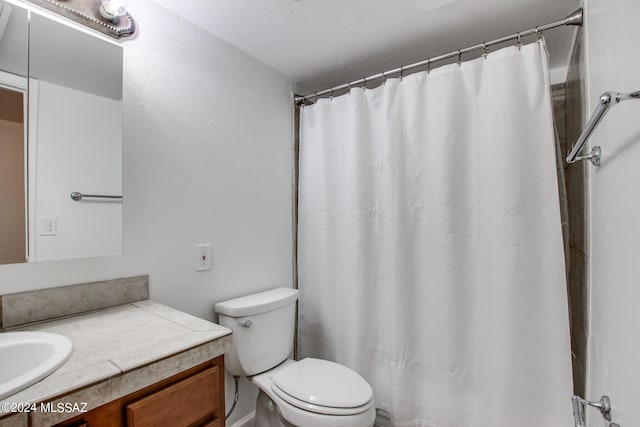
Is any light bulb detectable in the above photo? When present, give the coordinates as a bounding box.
[99,0,126,21]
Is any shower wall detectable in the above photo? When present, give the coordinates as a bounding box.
[552,28,588,397]
[564,28,588,399]
[584,0,640,424]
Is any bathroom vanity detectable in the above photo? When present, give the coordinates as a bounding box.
[0,276,231,427]
[54,356,225,427]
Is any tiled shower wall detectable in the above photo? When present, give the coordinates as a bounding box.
[552,29,588,397]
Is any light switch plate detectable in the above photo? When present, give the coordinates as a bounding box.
[40,216,57,236]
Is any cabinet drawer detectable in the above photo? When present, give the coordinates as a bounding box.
[126,366,220,427]
[201,419,222,427]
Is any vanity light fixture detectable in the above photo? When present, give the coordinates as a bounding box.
[26,0,136,39]
[99,0,126,22]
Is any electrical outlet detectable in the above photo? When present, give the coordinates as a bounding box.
[195,244,212,271]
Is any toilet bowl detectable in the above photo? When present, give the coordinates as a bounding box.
[252,358,375,427]
[214,288,376,427]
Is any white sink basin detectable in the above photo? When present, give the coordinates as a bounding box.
[0,332,73,399]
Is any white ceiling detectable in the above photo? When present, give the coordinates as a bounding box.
[149,0,580,94]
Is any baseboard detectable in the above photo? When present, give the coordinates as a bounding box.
[230,410,255,427]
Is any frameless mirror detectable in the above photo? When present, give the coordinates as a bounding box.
[0,1,28,264]
[0,2,123,265]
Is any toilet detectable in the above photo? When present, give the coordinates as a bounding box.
[215,288,376,427]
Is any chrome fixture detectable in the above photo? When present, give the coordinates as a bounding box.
[70,192,123,201]
[238,320,253,328]
[26,0,135,39]
[98,0,126,21]
[572,395,620,427]
[567,90,640,166]
[295,8,583,103]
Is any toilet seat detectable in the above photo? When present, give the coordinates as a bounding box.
[270,358,374,415]
[271,384,373,416]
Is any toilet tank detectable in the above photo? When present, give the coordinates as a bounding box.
[215,288,299,377]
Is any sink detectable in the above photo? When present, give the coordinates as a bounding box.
[0,332,73,400]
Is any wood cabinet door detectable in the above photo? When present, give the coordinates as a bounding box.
[126,366,220,427]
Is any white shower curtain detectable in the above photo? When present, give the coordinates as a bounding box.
[297,41,573,427]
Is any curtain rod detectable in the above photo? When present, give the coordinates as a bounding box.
[294,8,583,104]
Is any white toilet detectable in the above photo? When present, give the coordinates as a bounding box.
[215,288,376,427]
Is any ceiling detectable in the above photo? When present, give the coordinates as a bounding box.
[149,0,581,94]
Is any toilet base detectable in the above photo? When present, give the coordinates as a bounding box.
[255,390,296,427]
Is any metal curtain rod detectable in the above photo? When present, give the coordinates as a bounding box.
[566,90,640,166]
[294,8,583,104]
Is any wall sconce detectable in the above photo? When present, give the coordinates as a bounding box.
[26,0,136,39]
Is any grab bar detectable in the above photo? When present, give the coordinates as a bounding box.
[70,192,123,201]
[571,395,620,427]
[566,90,640,166]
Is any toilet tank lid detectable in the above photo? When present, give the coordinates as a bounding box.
[215,288,299,317]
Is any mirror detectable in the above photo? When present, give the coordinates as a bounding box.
[0,1,28,264]
[0,2,123,264]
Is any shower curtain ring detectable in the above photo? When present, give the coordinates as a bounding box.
[400,66,404,80]
[457,50,462,66]
[329,88,334,100]
[516,32,522,49]
[426,58,431,74]
[482,42,489,58]
[535,26,542,40]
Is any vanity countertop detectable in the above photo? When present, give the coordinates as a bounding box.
[0,299,231,424]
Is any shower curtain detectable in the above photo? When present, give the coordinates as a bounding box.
[297,41,573,427]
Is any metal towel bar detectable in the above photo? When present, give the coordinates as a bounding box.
[566,90,640,166]
[70,192,123,201]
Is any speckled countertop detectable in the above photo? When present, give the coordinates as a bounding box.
[0,298,231,426]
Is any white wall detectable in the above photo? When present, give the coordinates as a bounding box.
[0,0,293,423]
[31,80,122,261]
[584,0,640,425]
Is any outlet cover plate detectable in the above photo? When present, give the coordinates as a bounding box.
[195,244,212,271]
